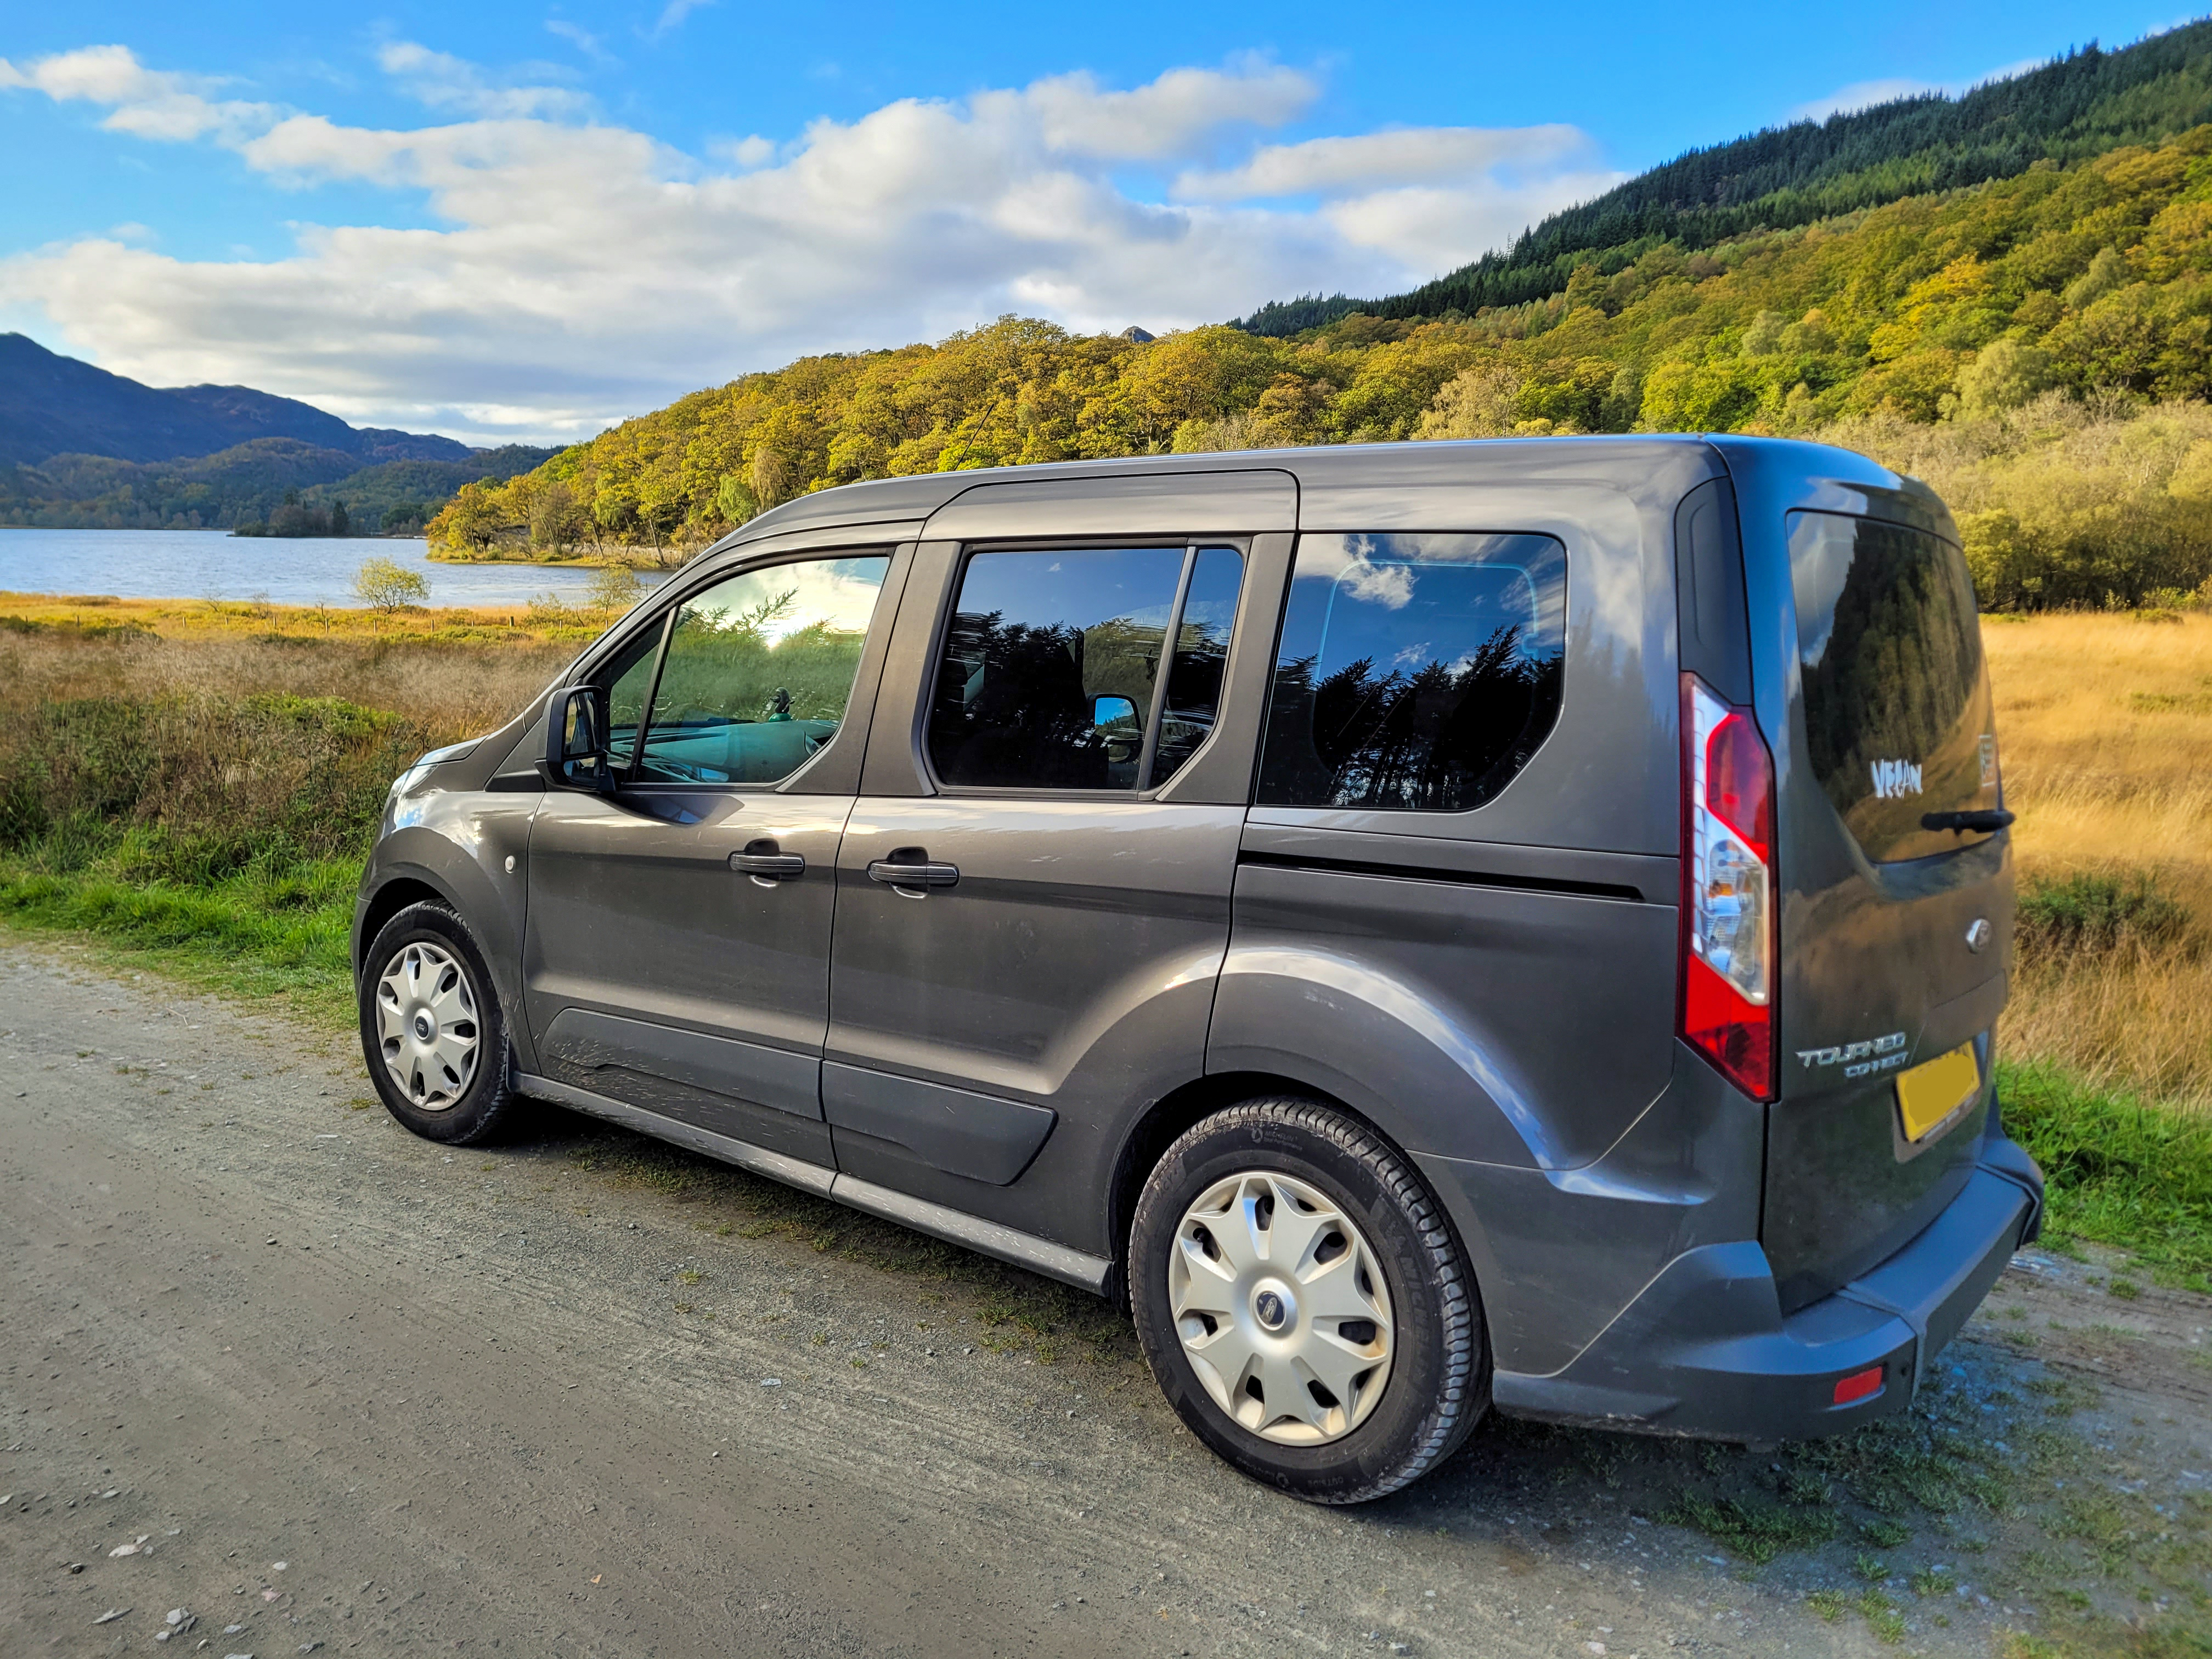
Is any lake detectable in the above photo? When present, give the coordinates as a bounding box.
[0,527,673,608]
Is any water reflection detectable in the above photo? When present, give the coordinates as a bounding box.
[0,527,675,608]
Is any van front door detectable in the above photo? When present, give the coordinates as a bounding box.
[524,549,899,1168]
[826,535,1263,1249]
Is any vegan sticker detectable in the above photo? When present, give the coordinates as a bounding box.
[1870,758,1923,799]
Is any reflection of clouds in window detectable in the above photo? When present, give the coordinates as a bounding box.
[685,557,886,644]
[1300,534,1417,610]
[1259,532,1568,812]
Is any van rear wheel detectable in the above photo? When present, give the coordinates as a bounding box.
[1128,1097,1485,1503]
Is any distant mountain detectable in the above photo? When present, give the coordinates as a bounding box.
[0,437,557,533]
[0,332,473,467]
[1234,18,2212,332]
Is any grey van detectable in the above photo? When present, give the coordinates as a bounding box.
[354,436,2044,1504]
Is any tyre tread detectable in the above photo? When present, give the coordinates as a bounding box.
[1130,1094,1485,1504]
[359,901,523,1148]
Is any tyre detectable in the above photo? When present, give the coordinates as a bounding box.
[358,901,523,1146]
[1128,1097,1485,1503]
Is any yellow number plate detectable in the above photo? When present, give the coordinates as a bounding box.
[1895,1043,1982,1142]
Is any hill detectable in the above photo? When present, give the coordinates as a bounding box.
[1235,18,2212,333]
[0,438,556,533]
[0,332,472,469]
[426,116,2212,607]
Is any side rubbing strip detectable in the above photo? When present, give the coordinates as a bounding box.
[1237,849,1643,903]
[514,1072,835,1194]
[514,1072,1112,1294]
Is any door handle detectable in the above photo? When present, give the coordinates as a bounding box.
[730,840,805,881]
[867,851,960,895]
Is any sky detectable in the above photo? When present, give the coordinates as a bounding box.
[0,3,2199,447]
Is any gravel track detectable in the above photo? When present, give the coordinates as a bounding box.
[4,941,2205,1656]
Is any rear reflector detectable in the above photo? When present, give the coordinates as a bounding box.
[1832,1365,1884,1406]
[1679,674,1778,1101]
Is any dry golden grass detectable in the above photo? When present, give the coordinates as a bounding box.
[4,592,2202,1102]
[1,610,572,741]
[0,588,603,645]
[1984,611,2212,1108]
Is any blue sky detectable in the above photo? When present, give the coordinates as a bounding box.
[1,3,2196,444]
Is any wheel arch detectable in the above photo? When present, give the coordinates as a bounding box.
[1103,1069,1481,1314]
[356,876,448,971]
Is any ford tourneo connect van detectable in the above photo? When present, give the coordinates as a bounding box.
[356,436,2044,1503]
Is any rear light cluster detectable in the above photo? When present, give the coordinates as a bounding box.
[1680,674,1777,1101]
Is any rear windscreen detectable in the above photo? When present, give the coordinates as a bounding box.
[1788,511,1999,864]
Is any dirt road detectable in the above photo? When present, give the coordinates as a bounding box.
[4,942,2207,1657]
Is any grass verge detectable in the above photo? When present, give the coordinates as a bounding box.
[0,860,358,1028]
[2002,1057,2212,1290]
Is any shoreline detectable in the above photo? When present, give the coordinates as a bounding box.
[0,589,611,644]
[424,545,704,569]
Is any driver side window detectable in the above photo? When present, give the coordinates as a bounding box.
[625,553,890,786]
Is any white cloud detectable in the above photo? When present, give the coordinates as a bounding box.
[0,43,1615,444]
[651,0,715,40]
[716,134,775,168]
[544,20,616,66]
[0,43,272,141]
[1173,125,1589,200]
[1791,57,2046,122]
[375,41,590,120]
[1173,124,1620,276]
[1013,62,1317,160]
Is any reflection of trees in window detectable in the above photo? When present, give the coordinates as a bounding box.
[1265,624,1564,810]
[1799,523,1980,820]
[931,611,1113,788]
[651,591,870,726]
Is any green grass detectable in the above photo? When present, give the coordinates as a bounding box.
[2001,1058,2212,1289]
[0,856,360,1024]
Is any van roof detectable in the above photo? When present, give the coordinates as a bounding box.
[712,432,1926,552]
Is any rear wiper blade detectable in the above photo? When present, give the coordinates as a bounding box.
[1921,809,2016,834]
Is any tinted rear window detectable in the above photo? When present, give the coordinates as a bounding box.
[927,546,1244,791]
[1256,532,1566,812]
[1789,511,1999,864]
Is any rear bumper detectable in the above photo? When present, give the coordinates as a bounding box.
[1487,1136,2043,1442]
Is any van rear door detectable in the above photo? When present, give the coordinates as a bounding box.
[1761,497,2012,1311]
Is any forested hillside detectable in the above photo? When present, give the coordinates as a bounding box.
[1236,19,2212,332]
[0,439,555,533]
[430,120,2212,606]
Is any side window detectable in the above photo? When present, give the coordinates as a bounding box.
[602,623,665,772]
[927,545,1243,791]
[631,554,890,785]
[1256,532,1566,811]
[1152,547,1243,788]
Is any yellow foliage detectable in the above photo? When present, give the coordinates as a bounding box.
[427,127,2212,586]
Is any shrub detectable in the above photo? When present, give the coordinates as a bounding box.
[353,557,431,612]
[2016,869,2191,958]
[584,563,644,613]
[0,694,424,868]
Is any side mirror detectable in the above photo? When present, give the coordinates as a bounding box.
[546,685,616,792]
[1092,692,1141,765]
[1092,693,1139,731]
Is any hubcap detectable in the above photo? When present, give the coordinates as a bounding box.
[374,940,481,1111]
[1167,1170,1395,1446]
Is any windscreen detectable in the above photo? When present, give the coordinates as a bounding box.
[1788,511,1999,864]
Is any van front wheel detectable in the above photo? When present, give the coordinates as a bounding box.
[359,901,522,1146]
[1128,1097,1485,1503]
